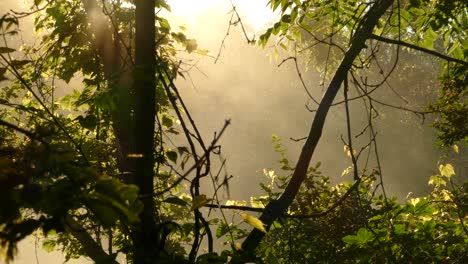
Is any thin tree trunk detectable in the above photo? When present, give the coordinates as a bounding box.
[132,0,158,263]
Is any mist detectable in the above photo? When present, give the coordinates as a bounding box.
[3,0,464,263]
[167,0,445,201]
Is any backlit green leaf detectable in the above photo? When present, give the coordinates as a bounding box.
[241,213,266,233]
[191,194,210,210]
[439,163,455,178]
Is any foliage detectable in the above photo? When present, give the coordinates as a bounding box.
[429,64,468,146]
[249,139,468,263]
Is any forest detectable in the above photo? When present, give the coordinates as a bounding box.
[0,0,467,263]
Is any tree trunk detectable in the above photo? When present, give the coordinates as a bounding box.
[132,0,158,263]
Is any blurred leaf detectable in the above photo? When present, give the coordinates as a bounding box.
[0,47,15,53]
[428,175,446,187]
[164,196,188,207]
[216,221,230,238]
[342,234,359,245]
[0,67,7,81]
[42,239,56,252]
[226,200,247,206]
[10,59,31,68]
[394,224,406,235]
[250,197,265,208]
[185,39,198,53]
[439,163,455,178]
[77,114,97,130]
[162,114,173,128]
[241,213,266,233]
[409,197,421,206]
[166,150,177,163]
[355,228,374,244]
[191,194,210,210]
[86,198,120,227]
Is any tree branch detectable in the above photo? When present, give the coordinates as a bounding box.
[370,34,468,66]
[65,215,117,263]
[0,118,47,145]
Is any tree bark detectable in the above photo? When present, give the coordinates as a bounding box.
[238,0,395,258]
[132,0,158,263]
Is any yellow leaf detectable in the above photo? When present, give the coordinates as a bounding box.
[250,197,265,208]
[409,197,420,206]
[343,145,355,158]
[453,145,459,153]
[440,189,452,201]
[234,242,242,250]
[341,165,353,177]
[428,175,446,187]
[344,145,349,153]
[225,200,247,206]
[241,213,267,233]
[439,164,455,178]
[191,194,210,210]
[263,169,275,178]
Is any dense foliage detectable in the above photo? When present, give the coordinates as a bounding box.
[0,0,466,263]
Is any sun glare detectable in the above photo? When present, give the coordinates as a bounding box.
[167,0,277,33]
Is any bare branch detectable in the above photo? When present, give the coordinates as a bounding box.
[370,34,468,66]
[65,215,117,264]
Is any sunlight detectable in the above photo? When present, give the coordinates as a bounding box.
[167,0,277,33]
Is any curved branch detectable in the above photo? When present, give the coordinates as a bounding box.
[237,0,395,258]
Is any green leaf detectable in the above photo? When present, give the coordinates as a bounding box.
[185,39,198,53]
[0,47,15,53]
[166,150,177,163]
[42,239,56,252]
[162,114,173,128]
[86,198,120,227]
[241,213,266,233]
[77,114,97,130]
[428,175,446,186]
[216,221,230,238]
[355,228,374,244]
[0,67,7,81]
[439,163,455,178]
[196,252,227,263]
[394,224,406,235]
[10,59,31,68]
[409,0,421,8]
[342,235,359,245]
[164,196,188,207]
[191,194,210,210]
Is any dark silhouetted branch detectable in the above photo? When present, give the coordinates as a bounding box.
[235,0,395,260]
[371,34,468,66]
